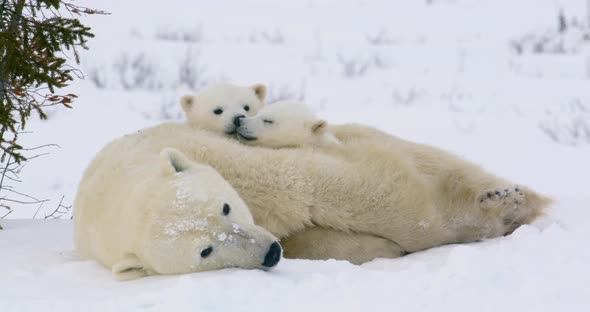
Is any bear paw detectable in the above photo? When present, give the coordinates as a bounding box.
[477,186,526,211]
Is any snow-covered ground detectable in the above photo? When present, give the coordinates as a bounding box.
[2,0,590,310]
[1,206,589,311]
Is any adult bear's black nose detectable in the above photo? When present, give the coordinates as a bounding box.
[262,241,282,268]
[233,115,245,127]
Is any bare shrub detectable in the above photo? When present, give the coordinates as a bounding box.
[90,51,212,92]
[114,53,162,90]
[87,68,106,89]
[393,86,424,106]
[156,26,203,43]
[1,131,58,222]
[158,98,184,121]
[249,29,284,45]
[131,96,186,122]
[539,99,590,145]
[511,10,590,55]
[366,29,394,46]
[177,50,208,90]
[34,196,72,220]
[373,53,392,70]
[338,55,371,78]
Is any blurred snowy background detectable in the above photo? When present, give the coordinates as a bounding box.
[2,1,590,311]
[4,0,590,218]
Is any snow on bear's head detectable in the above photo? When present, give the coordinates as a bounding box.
[235,100,332,148]
[113,148,281,280]
[181,83,266,135]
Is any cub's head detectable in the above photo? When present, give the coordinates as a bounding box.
[235,100,328,148]
[181,83,266,135]
[112,148,281,280]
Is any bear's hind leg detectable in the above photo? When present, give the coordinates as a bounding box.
[477,185,549,234]
[478,185,525,210]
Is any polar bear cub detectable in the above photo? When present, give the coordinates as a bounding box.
[235,100,339,148]
[181,83,266,135]
[75,147,281,280]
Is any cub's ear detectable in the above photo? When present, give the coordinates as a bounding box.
[309,120,327,134]
[251,83,267,102]
[160,147,192,174]
[180,95,195,113]
[112,254,147,281]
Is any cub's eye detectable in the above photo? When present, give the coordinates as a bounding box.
[243,105,250,112]
[263,119,274,124]
[223,203,231,216]
[201,246,213,258]
[213,108,223,115]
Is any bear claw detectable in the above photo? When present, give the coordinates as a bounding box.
[477,186,526,211]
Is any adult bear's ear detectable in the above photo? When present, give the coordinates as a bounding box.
[160,147,192,174]
[112,254,147,281]
[309,120,327,134]
[251,83,267,102]
[180,95,195,113]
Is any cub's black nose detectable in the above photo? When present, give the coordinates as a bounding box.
[233,115,245,127]
[262,241,282,268]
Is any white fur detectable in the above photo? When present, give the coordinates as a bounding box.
[76,122,551,269]
[236,100,339,148]
[181,83,266,135]
[74,147,280,281]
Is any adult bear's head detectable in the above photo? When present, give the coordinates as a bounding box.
[112,148,281,280]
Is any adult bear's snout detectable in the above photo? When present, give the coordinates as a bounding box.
[262,241,282,268]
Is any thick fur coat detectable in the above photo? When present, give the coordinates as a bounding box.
[76,122,551,267]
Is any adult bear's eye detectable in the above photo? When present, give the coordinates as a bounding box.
[263,119,274,124]
[201,246,213,258]
[223,203,231,216]
[243,105,250,112]
[213,108,223,115]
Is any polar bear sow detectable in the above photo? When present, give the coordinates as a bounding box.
[181,83,266,135]
[77,123,551,266]
[74,147,281,281]
[232,101,551,262]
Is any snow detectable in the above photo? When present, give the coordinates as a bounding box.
[2,203,589,311]
[172,172,209,208]
[2,0,590,310]
[163,218,209,238]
